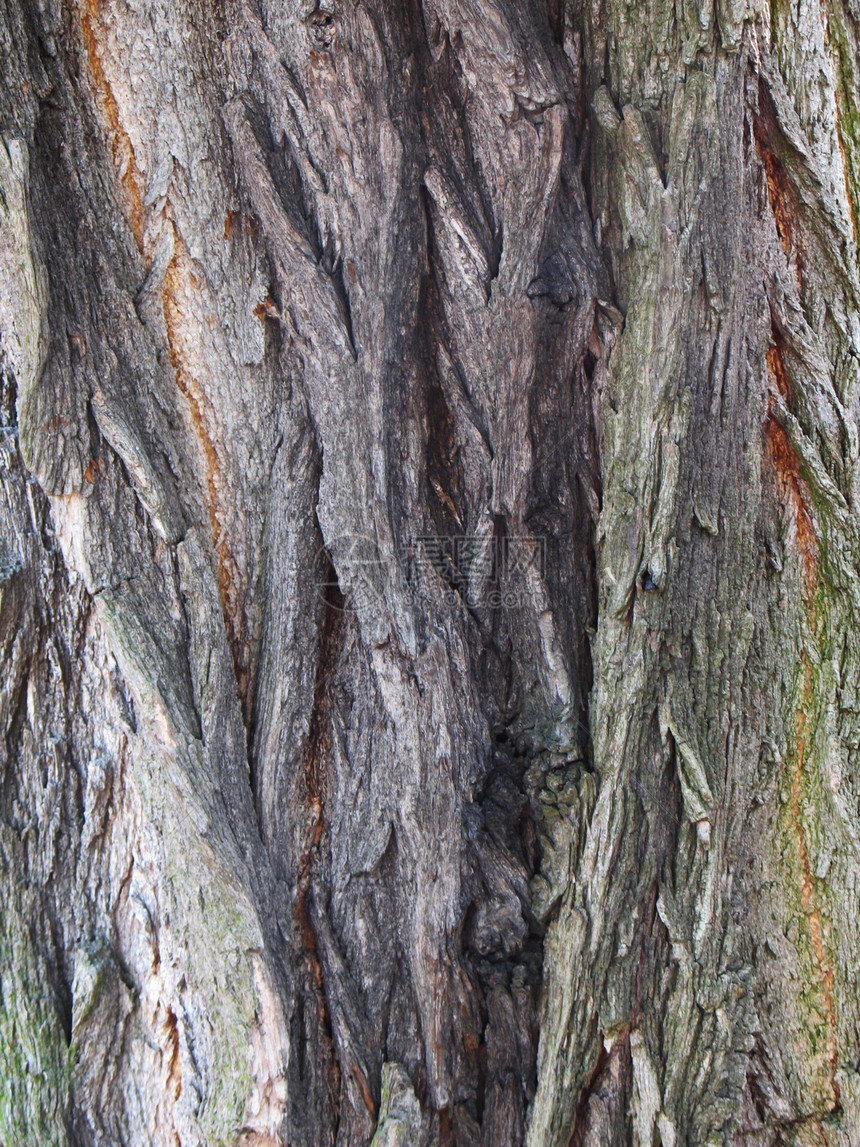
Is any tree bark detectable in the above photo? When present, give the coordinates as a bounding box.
[2,0,860,1143]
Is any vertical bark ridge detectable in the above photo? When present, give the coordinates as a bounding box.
[528,0,860,1144]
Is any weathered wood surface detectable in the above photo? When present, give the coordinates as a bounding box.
[1,0,860,1143]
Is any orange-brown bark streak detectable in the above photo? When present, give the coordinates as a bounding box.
[764,337,817,594]
[764,412,818,595]
[766,341,792,404]
[80,0,145,253]
[757,140,794,257]
[161,238,249,710]
[164,1006,182,1100]
[82,2,249,712]
[834,102,859,243]
[754,82,804,293]
[351,1064,377,1119]
[764,342,838,1111]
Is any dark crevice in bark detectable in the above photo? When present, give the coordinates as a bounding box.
[308,880,380,1134]
[329,254,357,360]
[0,358,17,428]
[1,664,31,818]
[566,1026,630,1147]
[296,542,342,850]
[291,538,344,1145]
[247,91,324,266]
[547,0,565,45]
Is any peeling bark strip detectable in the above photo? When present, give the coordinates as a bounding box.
[4,0,860,1143]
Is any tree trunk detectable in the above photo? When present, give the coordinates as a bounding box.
[2,0,860,1143]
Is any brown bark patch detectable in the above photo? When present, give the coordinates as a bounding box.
[299,555,342,850]
[253,298,278,322]
[83,457,105,483]
[235,1133,280,1147]
[351,1063,377,1118]
[164,1006,182,1100]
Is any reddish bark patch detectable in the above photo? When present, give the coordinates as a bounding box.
[754,80,800,281]
[766,337,793,405]
[81,0,256,718]
[765,410,816,596]
[82,8,251,719]
[756,146,794,256]
[224,209,239,240]
[764,340,838,1112]
[253,298,278,322]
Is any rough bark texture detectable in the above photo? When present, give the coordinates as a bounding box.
[1,0,860,1144]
